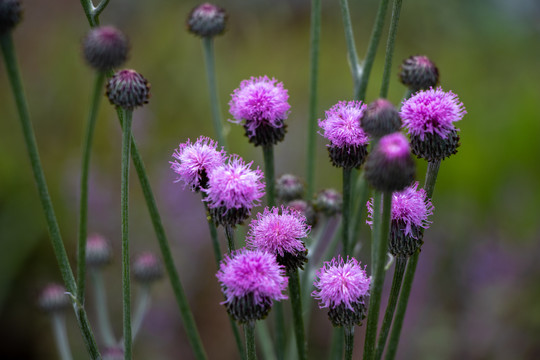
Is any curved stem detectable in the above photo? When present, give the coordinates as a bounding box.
[121,109,133,360]
[338,0,362,98]
[0,33,101,359]
[374,257,407,360]
[52,314,73,360]
[245,321,257,360]
[379,0,404,99]
[94,0,110,17]
[90,270,116,347]
[262,145,276,207]
[306,0,321,199]
[357,0,391,101]
[342,167,352,255]
[131,284,151,343]
[288,269,307,360]
[363,192,392,360]
[202,37,227,148]
[344,325,355,360]
[77,72,105,304]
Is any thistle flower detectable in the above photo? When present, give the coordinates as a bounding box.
[400,87,466,162]
[318,101,370,169]
[0,0,22,35]
[361,98,402,139]
[133,252,164,284]
[312,256,370,327]
[229,76,290,146]
[367,182,434,257]
[216,249,288,323]
[170,136,226,192]
[364,132,415,192]
[187,3,227,38]
[314,188,342,217]
[204,155,265,226]
[399,55,439,92]
[38,284,70,313]
[247,206,310,271]
[275,173,304,202]
[85,234,112,268]
[82,26,129,72]
[106,69,151,110]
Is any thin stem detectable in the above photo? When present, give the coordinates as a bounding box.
[132,284,151,342]
[350,173,370,256]
[338,0,362,98]
[90,270,116,347]
[384,160,441,360]
[94,0,110,17]
[0,33,101,359]
[202,37,227,148]
[262,144,276,207]
[374,257,407,360]
[77,72,106,304]
[245,321,257,360]
[121,109,133,360]
[342,167,352,255]
[203,202,222,264]
[357,0,391,101]
[52,314,73,360]
[288,269,307,360]
[363,192,392,360]
[344,325,355,360]
[306,0,321,199]
[256,322,277,360]
[274,302,286,360]
[379,0,404,99]
[225,225,236,252]
[329,327,344,360]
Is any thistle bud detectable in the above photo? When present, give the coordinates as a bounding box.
[0,0,22,35]
[106,69,150,110]
[86,234,112,268]
[361,99,402,139]
[314,188,342,217]
[133,252,164,284]
[399,55,439,93]
[82,26,129,72]
[276,174,304,202]
[187,3,227,38]
[38,284,70,313]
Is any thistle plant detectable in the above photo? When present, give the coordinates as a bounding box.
[1,1,471,359]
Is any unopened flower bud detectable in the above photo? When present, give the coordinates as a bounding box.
[106,69,150,110]
[399,55,439,92]
[38,284,70,313]
[133,252,164,284]
[286,199,317,228]
[102,347,124,360]
[82,26,129,72]
[276,174,304,202]
[0,0,22,35]
[86,234,112,268]
[361,99,402,139]
[314,189,342,217]
[187,3,227,38]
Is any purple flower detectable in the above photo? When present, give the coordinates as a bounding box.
[247,206,310,258]
[367,182,434,239]
[217,249,288,322]
[170,136,226,191]
[312,256,370,311]
[400,87,466,141]
[318,101,369,148]
[229,76,290,133]
[204,155,265,226]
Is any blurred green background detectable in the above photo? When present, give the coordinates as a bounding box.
[1,0,539,358]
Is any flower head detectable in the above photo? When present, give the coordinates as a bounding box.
[82,26,129,71]
[229,76,290,146]
[361,98,401,138]
[38,283,70,313]
[319,101,369,148]
[86,234,112,268]
[275,173,304,202]
[170,136,226,191]
[0,0,22,35]
[106,69,150,109]
[314,188,342,217]
[133,252,164,283]
[217,249,288,322]
[312,256,370,311]
[247,206,310,270]
[400,87,465,141]
[399,55,439,92]
[187,3,227,38]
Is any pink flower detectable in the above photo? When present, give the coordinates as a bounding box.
[319,101,369,148]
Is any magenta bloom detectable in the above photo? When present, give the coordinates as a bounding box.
[319,101,369,147]
[400,87,466,141]
[312,256,370,311]
[170,136,226,191]
[217,249,288,322]
[247,206,310,270]
[229,76,290,146]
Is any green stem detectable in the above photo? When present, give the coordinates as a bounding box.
[329,327,344,360]
[288,269,307,360]
[132,284,151,342]
[402,88,414,102]
[342,167,352,255]
[357,0,391,101]
[256,322,277,360]
[77,72,105,304]
[374,257,407,360]
[350,173,370,256]
[0,33,101,359]
[225,224,236,252]
[121,109,133,360]
[202,37,227,148]
[363,192,392,360]
[379,0,404,99]
[203,202,222,264]
[384,160,441,360]
[338,0,362,99]
[90,270,116,347]
[262,144,276,207]
[344,325,355,360]
[274,302,286,360]
[52,314,73,360]
[306,0,321,199]
[245,321,257,360]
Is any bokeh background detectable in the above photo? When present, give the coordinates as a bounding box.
[1,0,539,359]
